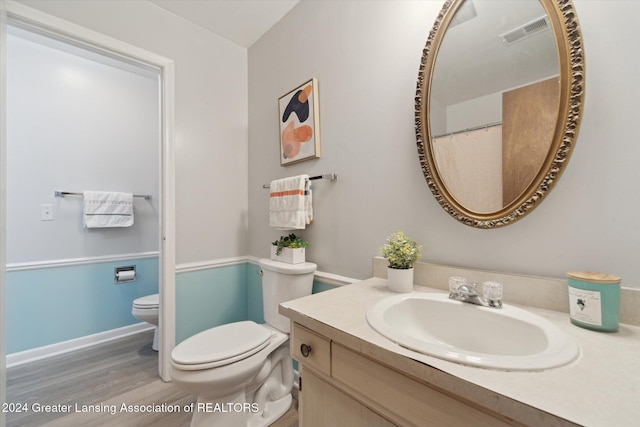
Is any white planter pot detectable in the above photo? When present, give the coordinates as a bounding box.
[270,246,306,264]
[387,267,414,293]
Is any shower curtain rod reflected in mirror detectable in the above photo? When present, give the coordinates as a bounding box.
[432,122,502,139]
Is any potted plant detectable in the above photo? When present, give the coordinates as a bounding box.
[271,233,309,264]
[380,231,423,292]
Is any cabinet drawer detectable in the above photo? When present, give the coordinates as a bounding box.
[291,323,331,376]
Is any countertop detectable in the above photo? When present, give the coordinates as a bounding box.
[280,278,640,427]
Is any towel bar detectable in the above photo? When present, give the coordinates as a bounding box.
[262,173,338,189]
[55,191,152,200]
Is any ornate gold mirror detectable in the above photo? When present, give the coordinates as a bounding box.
[415,0,584,228]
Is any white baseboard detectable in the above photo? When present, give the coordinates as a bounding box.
[6,322,155,368]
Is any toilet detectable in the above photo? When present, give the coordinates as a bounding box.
[132,293,159,351]
[170,259,316,427]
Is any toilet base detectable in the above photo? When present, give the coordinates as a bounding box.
[188,391,292,427]
[190,390,248,427]
[248,393,292,427]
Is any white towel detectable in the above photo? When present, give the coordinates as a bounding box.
[269,175,313,230]
[83,191,134,228]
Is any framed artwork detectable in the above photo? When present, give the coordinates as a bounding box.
[278,78,320,166]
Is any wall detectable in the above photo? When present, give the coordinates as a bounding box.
[175,261,337,344]
[248,0,640,289]
[6,256,158,353]
[17,0,249,264]
[8,255,338,354]
[176,263,248,343]
[7,26,159,263]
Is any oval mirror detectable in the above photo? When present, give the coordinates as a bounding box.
[415,0,585,228]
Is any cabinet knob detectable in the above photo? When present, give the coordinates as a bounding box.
[300,343,312,357]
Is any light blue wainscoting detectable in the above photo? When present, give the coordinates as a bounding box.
[247,262,265,323]
[178,262,338,344]
[175,263,248,344]
[6,257,159,354]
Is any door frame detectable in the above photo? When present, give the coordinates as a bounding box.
[0,0,176,382]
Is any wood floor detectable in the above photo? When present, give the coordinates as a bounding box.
[6,331,298,427]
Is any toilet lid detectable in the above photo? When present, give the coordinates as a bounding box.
[171,321,272,366]
[133,294,159,308]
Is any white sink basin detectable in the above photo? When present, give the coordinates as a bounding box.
[366,293,579,371]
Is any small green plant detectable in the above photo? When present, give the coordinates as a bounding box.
[380,231,423,269]
[272,233,309,256]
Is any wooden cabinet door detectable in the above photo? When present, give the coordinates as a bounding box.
[299,366,395,427]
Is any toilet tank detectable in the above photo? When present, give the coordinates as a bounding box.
[259,259,317,333]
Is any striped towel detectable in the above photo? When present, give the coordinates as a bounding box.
[269,175,313,230]
[83,191,134,228]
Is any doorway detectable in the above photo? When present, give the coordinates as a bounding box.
[0,2,176,391]
[6,20,160,355]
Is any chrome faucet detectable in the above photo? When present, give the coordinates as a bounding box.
[448,277,503,309]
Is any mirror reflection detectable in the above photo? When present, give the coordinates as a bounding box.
[429,0,559,213]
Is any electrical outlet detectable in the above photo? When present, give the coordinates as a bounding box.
[41,204,55,221]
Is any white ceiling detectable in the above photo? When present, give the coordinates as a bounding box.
[432,0,558,107]
[148,0,300,48]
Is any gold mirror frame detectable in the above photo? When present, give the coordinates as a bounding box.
[415,0,585,228]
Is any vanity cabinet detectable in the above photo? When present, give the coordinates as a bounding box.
[291,323,512,426]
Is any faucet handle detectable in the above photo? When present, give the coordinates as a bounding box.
[448,276,467,293]
[482,281,503,301]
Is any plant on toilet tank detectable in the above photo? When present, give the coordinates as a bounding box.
[381,231,423,293]
[271,233,309,264]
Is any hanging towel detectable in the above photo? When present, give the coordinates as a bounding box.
[83,191,134,228]
[269,175,313,230]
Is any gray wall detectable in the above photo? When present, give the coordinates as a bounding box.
[7,27,159,263]
[18,0,250,265]
[248,0,640,288]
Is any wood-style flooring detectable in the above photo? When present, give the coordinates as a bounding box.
[6,331,298,427]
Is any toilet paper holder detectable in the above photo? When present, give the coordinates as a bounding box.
[115,265,136,284]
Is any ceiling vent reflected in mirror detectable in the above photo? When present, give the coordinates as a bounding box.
[499,15,550,45]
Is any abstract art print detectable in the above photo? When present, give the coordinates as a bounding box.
[278,78,320,166]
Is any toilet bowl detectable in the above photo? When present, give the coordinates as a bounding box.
[170,259,316,427]
[132,293,159,351]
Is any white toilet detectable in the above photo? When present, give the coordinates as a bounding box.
[170,259,316,427]
[132,293,159,351]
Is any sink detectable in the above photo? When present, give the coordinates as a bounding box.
[366,293,579,371]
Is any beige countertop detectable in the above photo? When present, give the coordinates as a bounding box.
[280,277,640,427]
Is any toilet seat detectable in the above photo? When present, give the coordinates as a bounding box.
[133,294,159,309]
[171,321,272,371]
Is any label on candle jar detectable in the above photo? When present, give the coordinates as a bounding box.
[568,287,602,326]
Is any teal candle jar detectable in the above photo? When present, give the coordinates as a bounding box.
[567,272,621,332]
